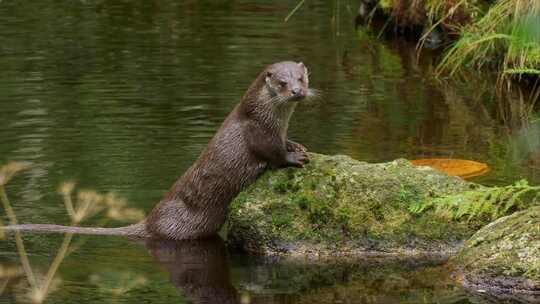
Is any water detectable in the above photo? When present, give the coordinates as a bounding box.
[0,1,538,303]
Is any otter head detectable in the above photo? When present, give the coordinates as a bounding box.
[263,61,311,103]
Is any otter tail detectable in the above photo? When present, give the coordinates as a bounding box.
[2,222,148,237]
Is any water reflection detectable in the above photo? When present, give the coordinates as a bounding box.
[343,32,540,185]
[0,1,539,303]
[465,291,540,304]
[146,236,238,304]
[231,256,463,304]
[144,234,464,304]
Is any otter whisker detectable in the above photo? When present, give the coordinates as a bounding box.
[303,88,324,103]
[307,88,323,98]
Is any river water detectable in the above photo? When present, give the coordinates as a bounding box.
[0,1,538,303]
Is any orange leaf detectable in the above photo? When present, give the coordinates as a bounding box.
[410,158,489,179]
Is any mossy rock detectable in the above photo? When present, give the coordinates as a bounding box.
[227,153,480,257]
[451,206,540,294]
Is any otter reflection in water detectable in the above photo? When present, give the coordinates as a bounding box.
[145,236,239,304]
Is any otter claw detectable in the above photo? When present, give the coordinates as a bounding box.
[286,141,308,153]
[286,151,309,167]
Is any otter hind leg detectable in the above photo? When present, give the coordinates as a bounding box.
[146,200,223,240]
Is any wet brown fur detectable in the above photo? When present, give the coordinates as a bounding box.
[4,61,313,240]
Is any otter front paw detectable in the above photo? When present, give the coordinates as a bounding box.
[285,151,310,167]
[286,140,308,153]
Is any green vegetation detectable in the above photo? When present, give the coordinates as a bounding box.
[452,206,540,292]
[285,0,307,22]
[350,0,540,86]
[228,153,478,256]
[437,0,540,81]
[409,179,540,223]
[228,153,540,261]
[228,153,540,292]
[0,162,144,303]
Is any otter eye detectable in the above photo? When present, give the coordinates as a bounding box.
[278,81,287,87]
[298,78,303,83]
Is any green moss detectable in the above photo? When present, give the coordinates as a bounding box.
[451,206,540,292]
[227,153,479,256]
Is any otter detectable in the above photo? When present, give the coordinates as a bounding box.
[3,61,314,240]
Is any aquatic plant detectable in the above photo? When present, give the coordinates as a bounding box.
[436,0,540,81]
[408,179,540,222]
[0,162,144,303]
[352,0,539,94]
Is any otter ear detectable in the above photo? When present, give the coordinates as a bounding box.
[298,62,308,76]
[265,71,273,84]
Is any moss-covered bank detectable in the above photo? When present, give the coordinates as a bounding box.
[451,206,540,294]
[227,153,481,257]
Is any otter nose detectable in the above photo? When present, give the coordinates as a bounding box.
[291,88,304,97]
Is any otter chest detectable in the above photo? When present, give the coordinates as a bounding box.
[276,104,297,142]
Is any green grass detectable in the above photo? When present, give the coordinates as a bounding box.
[436,0,540,81]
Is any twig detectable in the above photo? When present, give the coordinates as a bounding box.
[284,0,306,22]
[0,186,37,289]
[0,279,8,296]
[62,192,75,219]
[37,233,74,302]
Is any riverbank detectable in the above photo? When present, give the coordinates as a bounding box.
[356,0,540,87]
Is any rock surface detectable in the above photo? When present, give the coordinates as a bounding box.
[451,206,540,295]
[227,153,479,257]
